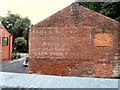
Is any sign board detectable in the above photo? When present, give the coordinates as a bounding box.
[94,33,113,47]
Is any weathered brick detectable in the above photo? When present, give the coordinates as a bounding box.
[29,3,120,77]
[0,24,12,61]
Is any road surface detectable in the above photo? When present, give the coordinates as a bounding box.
[1,57,28,73]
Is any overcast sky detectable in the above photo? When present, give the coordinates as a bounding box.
[0,0,73,25]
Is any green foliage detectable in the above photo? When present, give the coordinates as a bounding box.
[116,16,120,21]
[2,11,31,38]
[22,30,28,40]
[15,37,27,52]
[12,53,21,60]
[1,11,31,52]
[79,2,120,22]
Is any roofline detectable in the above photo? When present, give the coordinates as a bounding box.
[31,3,119,29]
[79,5,119,23]
[0,24,12,36]
[31,3,72,28]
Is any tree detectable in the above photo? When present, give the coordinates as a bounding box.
[1,11,31,40]
[78,2,120,22]
[22,29,28,40]
[1,11,31,52]
[15,37,27,52]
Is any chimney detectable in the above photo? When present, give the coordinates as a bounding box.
[71,1,80,26]
[72,1,79,15]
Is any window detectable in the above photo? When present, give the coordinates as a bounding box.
[2,37,8,46]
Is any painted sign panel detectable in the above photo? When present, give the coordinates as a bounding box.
[94,33,112,47]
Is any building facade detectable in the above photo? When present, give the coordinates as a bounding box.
[0,26,2,61]
[0,24,12,61]
[29,3,120,77]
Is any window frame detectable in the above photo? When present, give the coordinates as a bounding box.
[2,37,8,46]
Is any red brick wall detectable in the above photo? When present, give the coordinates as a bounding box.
[2,27,12,60]
[29,3,119,77]
[33,5,118,30]
[29,26,119,77]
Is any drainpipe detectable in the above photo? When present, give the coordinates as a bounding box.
[9,35,12,60]
[0,20,2,61]
[0,26,3,61]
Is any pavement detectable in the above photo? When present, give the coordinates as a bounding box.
[0,54,119,88]
[0,72,119,88]
[0,56,28,73]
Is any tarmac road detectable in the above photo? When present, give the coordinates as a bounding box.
[1,57,28,73]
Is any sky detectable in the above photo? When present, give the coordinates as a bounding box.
[0,0,74,25]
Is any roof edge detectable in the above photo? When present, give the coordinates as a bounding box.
[0,24,12,36]
[31,3,119,29]
[79,5,119,24]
